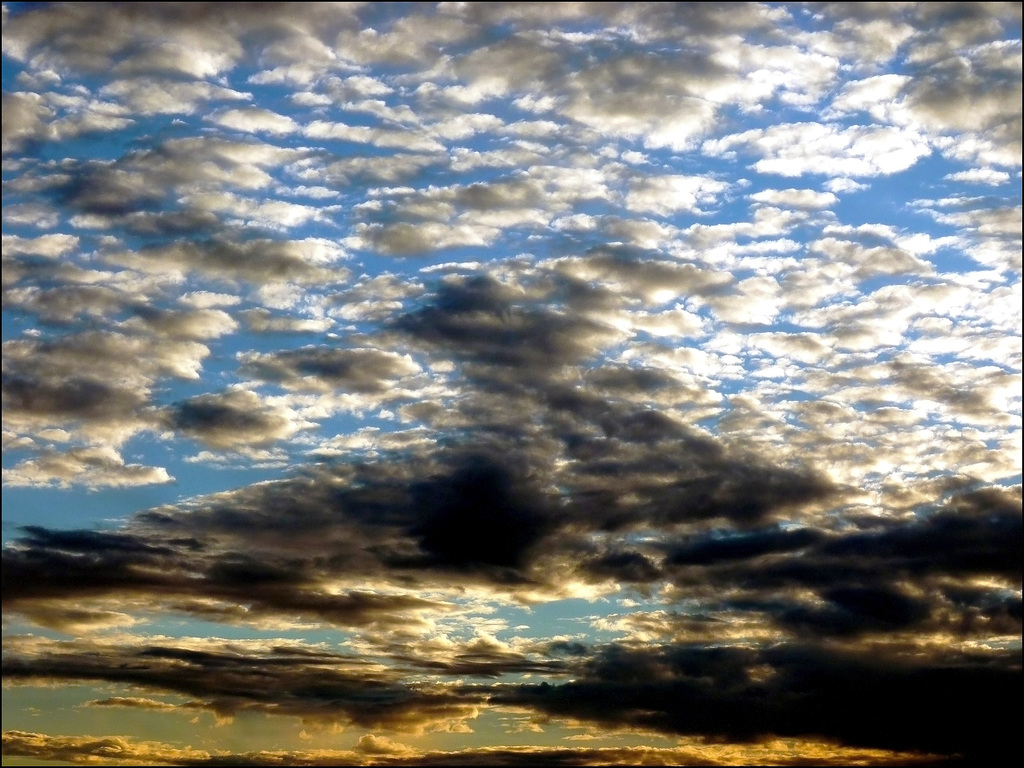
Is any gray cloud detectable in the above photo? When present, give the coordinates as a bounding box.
[494,640,1019,760]
[163,389,302,450]
[1,92,52,154]
[240,346,420,393]
[3,330,206,438]
[2,637,482,733]
[107,237,349,286]
[393,274,622,377]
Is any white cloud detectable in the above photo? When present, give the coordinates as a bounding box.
[209,107,298,135]
[704,122,933,177]
[826,74,911,123]
[943,168,1012,185]
[100,79,251,115]
[750,189,838,209]
[3,446,172,489]
[2,233,79,258]
[626,175,728,216]
[823,177,869,193]
[710,276,784,324]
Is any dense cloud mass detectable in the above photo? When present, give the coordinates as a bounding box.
[2,2,1021,766]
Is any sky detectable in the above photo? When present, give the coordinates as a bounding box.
[1,2,1021,765]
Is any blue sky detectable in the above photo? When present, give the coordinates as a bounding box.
[2,2,1021,765]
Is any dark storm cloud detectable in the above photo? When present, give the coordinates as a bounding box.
[2,525,450,631]
[579,549,663,584]
[401,454,556,573]
[545,400,835,530]
[2,526,178,606]
[131,448,569,585]
[2,638,482,733]
[666,526,826,566]
[660,485,1022,640]
[6,632,1013,760]
[777,584,933,637]
[495,640,1020,761]
[384,636,570,679]
[2,412,841,635]
[816,486,1022,580]
[5,485,459,629]
[665,485,1022,583]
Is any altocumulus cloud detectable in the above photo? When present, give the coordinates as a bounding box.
[2,2,1020,766]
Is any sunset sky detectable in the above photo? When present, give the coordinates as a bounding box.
[2,2,1021,765]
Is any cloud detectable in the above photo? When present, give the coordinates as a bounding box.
[666,526,825,566]
[99,78,251,115]
[350,220,499,256]
[1,730,214,766]
[902,39,1022,166]
[809,237,934,280]
[2,3,361,79]
[1,92,53,154]
[85,696,188,713]
[162,388,304,450]
[625,175,729,217]
[240,346,420,393]
[120,307,238,341]
[495,640,1019,760]
[239,308,334,334]
[3,330,207,442]
[208,106,299,135]
[943,169,1012,185]
[1,3,1020,764]
[750,188,838,210]
[1,397,840,634]
[2,232,79,259]
[2,636,483,733]
[1,730,948,766]
[107,237,349,286]
[703,122,933,177]
[2,446,172,490]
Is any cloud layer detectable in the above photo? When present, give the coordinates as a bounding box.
[2,2,1020,765]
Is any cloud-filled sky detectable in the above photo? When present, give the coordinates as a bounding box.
[2,2,1021,765]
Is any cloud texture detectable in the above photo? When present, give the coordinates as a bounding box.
[2,2,1020,765]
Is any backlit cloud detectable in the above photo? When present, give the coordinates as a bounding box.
[2,3,1020,765]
